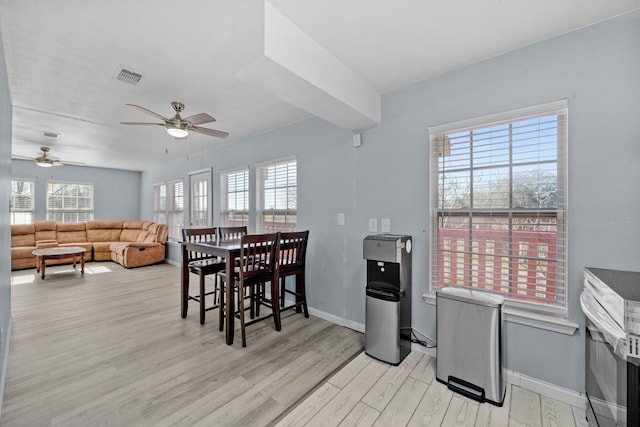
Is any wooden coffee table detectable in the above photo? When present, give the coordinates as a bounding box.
[32,247,87,280]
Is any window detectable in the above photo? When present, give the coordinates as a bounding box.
[257,157,297,233]
[189,169,212,227]
[168,179,184,240]
[430,101,567,313]
[11,179,35,224]
[153,183,167,225]
[46,181,94,223]
[221,167,249,227]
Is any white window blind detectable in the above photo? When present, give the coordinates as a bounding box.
[257,157,297,233]
[430,101,567,312]
[221,167,249,227]
[189,170,211,227]
[168,179,184,240]
[46,181,94,223]
[153,183,167,226]
[11,179,35,224]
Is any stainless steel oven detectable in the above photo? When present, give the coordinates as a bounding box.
[582,267,640,427]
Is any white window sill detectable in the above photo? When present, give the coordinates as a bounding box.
[422,293,579,336]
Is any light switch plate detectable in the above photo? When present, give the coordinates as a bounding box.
[369,218,378,232]
[337,213,345,226]
[381,218,391,232]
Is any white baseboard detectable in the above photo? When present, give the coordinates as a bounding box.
[505,369,585,408]
[308,307,365,333]
[309,308,584,409]
[0,316,13,425]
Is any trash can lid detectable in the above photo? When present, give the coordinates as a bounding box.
[436,286,504,308]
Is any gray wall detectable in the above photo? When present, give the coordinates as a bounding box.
[0,21,12,416]
[11,159,142,221]
[142,11,640,393]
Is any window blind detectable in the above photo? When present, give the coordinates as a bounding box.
[189,170,211,227]
[257,158,297,233]
[153,183,167,226]
[11,179,34,224]
[168,180,184,240]
[430,101,567,312]
[46,181,94,223]
[221,167,249,227]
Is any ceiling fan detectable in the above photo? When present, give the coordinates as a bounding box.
[120,102,229,139]
[13,147,84,168]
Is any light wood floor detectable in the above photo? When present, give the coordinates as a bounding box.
[2,262,363,427]
[3,262,588,427]
[275,350,589,427]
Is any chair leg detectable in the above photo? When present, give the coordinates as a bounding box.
[270,280,282,331]
[218,279,225,332]
[199,275,206,325]
[298,273,309,318]
[238,283,247,347]
[280,277,286,308]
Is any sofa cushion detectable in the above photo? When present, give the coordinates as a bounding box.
[35,221,57,241]
[11,224,35,247]
[11,246,37,259]
[136,231,150,242]
[56,223,88,244]
[86,221,123,242]
[120,221,146,242]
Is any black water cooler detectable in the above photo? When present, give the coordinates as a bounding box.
[363,234,412,365]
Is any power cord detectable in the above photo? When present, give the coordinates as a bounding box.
[410,328,437,349]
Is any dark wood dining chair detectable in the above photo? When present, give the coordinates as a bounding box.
[278,230,309,317]
[218,233,280,347]
[182,228,226,325]
[218,226,247,243]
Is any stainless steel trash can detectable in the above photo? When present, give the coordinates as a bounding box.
[436,287,505,406]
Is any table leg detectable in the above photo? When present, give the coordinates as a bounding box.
[40,258,46,280]
[226,252,235,345]
[80,256,85,275]
[181,244,189,319]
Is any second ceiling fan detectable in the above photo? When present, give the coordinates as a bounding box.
[121,102,229,139]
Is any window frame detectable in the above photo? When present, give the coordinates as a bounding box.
[46,180,94,223]
[428,100,568,317]
[256,156,297,233]
[10,178,35,225]
[220,166,250,228]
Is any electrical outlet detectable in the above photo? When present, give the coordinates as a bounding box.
[381,218,391,232]
[369,218,378,232]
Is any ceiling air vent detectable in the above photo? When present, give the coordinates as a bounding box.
[42,131,60,139]
[116,68,142,85]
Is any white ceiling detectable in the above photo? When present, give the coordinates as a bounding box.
[2,0,638,171]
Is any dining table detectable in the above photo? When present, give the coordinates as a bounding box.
[180,239,242,345]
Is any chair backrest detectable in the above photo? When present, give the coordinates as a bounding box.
[278,230,309,275]
[239,233,280,284]
[218,226,248,243]
[182,228,217,263]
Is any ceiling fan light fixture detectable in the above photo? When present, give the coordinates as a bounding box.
[166,127,189,138]
[36,159,53,167]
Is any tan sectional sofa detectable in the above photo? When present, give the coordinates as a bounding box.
[11,220,168,270]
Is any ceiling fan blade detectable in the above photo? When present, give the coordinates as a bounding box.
[125,104,170,121]
[120,122,165,126]
[191,126,229,139]
[184,112,216,126]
